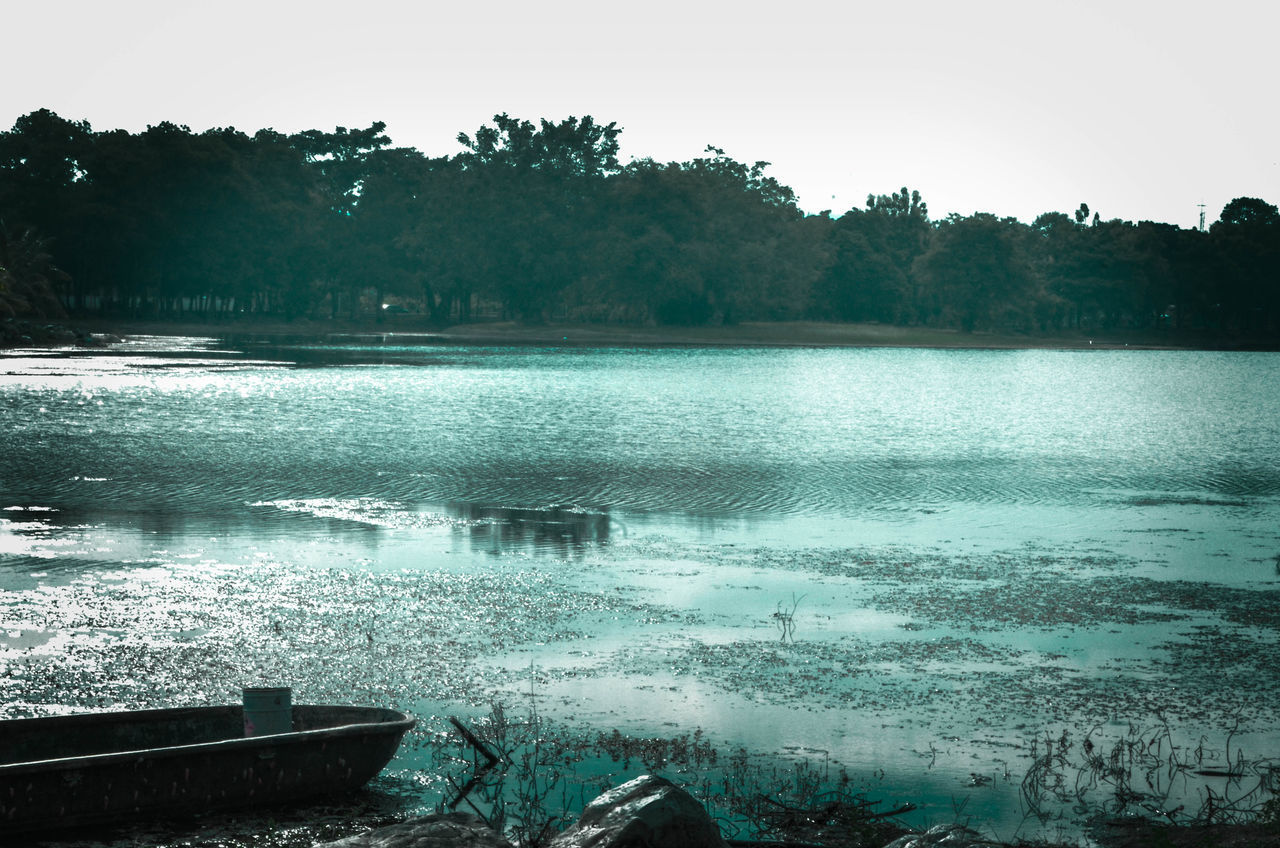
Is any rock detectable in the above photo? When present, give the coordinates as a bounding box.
[316,812,513,848]
[880,823,1002,848]
[547,774,728,848]
[74,331,122,347]
[0,318,97,348]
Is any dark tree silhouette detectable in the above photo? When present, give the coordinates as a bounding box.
[0,223,68,318]
[0,109,1276,344]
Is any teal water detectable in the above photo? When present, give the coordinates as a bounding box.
[2,337,1279,843]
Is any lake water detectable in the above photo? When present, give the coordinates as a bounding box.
[2,336,1278,844]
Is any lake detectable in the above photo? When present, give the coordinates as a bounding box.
[2,336,1278,844]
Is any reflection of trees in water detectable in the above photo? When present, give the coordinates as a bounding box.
[13,503,234,539]
[6,499,610,559]
[450,503,611,557]
[7,500,387,548]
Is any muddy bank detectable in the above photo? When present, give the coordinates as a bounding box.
[424,320,1192,351]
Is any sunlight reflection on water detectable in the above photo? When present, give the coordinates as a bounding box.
[2,338,1278,843]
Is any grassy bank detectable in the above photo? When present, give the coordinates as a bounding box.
[13,315,1265,351]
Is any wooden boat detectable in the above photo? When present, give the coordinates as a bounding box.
[0,704,414,835]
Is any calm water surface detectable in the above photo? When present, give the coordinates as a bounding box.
[2,337,1278,843]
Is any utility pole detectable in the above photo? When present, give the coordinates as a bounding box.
[1198,202,1206,232]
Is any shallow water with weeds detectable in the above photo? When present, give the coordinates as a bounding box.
[2,338,1278,846]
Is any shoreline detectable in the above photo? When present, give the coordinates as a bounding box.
[7,316,1276,352]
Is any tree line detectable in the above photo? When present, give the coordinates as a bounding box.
[2,108,1277,339]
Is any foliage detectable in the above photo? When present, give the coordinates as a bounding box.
[0,221,67,319]
[914,213,1039,331]
[1,108,1277,340]
[812,187,930,324]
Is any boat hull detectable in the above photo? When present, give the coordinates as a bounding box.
[0,704,414,835]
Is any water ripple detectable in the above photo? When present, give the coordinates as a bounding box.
[3,345,1278,525]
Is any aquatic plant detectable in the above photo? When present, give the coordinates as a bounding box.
[420,701,1280,848]
[432,703,908,848]
[1019,716,1279,832]
[772,593,805,642]
[712,753,914,847]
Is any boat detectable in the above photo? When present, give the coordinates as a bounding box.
[0,704,415,835]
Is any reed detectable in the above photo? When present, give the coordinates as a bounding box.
[1019,715,1279,832]
[432,702,907,848]
[772,593,806,642]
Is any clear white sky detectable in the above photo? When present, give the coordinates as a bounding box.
[7,0,1277,228]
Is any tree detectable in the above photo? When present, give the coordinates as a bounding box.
[1210,197,1280,332]
[288,122,392,212]
[457,114,622,179]
[913,213,1039,331]
[1032,211,1074,237]
[1216,197,1279,228]
[1131,221,1213,330]
[0,223,68,318]
[1028,209,1173,330]
[814,211,908,322]
[345,146,439,319]
[596,149,818,325]
[2,107,1274,342]
[0,109,92,193]
[439,114,625,321]
[0,111,95,291]
[866,186,928,220]
[813,188,931,323]
[287,123,394,318]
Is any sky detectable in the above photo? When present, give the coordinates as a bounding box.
[7,0,1278,228]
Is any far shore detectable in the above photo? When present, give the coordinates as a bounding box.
[5,315,1278,352]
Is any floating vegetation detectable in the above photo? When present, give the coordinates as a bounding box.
[0,560,686,717]
[5,534,1280,845]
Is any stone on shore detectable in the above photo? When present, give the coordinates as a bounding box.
[316,812,513,848]
[317,775,968,848]
[547,774,728,848]
[881,823,1002,847]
